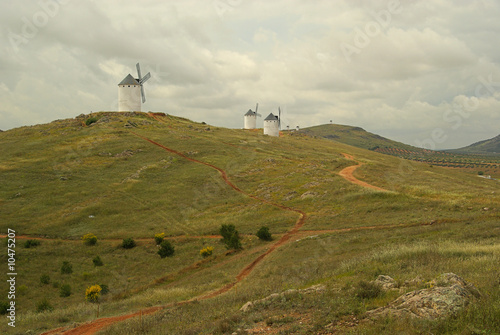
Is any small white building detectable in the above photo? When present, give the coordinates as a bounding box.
[118,74,141,112]
[263,113,279,137]
[244,109,257,129]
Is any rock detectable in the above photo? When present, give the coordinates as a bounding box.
[366,273,480,320]
[300,191,318,199]
[374,275,398,291]
[240,284,326,312]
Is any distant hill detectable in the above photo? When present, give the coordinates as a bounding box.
[450,134,500,155]
[299,124,422,152]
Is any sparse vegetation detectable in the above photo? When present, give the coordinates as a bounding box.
[36,298,54,313]
[1,112,500,334]
[256,226,272,241]
[60,261,73,274]
[154,233,165,245]
[24,239,40,248]
[40,274,50,285]
[200,246,214,258]
[82,233,98,246]
[92,255,103,267]
[158,240,175,258]
[121,238,136,249]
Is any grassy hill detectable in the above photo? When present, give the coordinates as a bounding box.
[451,134,500,155]
[1,112,499,334]
[301,124,500,178]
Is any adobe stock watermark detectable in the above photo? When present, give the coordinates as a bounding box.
[8,0,72,54]
[415,74,500,151]
[212,0,243,17]
[340,0,403,63]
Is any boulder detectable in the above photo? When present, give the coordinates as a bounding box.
[366,273,480,320]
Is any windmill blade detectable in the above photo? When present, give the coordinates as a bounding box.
[255,103,259,114]
[256,113,262,117]
[141,85,146,103]
[278,106,281,130]
[140,72,151,84]
[136,63,142,80]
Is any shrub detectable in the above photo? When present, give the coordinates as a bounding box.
[82,233,97,246]
[122,238,136,249]
[200,246,214,258]
[40,274,50,285]
[60,284,71,298]
[36,298,54,313]
[478,171,484,175]
[219,224,242,250]
[92,256,103,267]
[219,224,236,242]
[24,239,41,248]
[256,226,272,241]
[85,117,99,126]
[0,301,9,315]
[355,280,382,299]
[154,233,165,245]
[85,285,102,303]
[61,261,73,274]
[158,240,175,258]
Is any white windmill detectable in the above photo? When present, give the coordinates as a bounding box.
[263,107,281,137]
[118,63,151,112]
[244,103,261,129]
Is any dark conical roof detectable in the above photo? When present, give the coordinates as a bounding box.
[118,74,139,85]
[264,113,278,121]
[245,109,256,116]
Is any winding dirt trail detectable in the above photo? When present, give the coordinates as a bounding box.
[339,153,387,192]
[41,132,307,335]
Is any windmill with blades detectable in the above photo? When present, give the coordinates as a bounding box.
[263,106,281,137]
[244,103,261,129]
[118,63,151,112]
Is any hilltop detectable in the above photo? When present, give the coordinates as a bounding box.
[451,134,500,155]
[0,112,499,334]
[301,124,500,177]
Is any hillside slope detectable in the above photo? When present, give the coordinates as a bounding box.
[0,112,499,335]
[451,134,500,155]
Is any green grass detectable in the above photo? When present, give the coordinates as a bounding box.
[0,112,499,334]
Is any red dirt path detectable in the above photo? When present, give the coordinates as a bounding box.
[339,153,387,191]
[41,132,306,335]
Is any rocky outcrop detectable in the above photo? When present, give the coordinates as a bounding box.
[373,275,398,291]
[366,273,480,320]
[240,284,326,312]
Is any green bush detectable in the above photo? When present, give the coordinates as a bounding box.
[36,298,54,313]
[122,238,136,249]
[60,261,73,274]
[219,224,242,250]
[85,117,99,126]
[92,255,103,267]
[154,233,165,245]
[82,233,97,246]
[40,274,50,285]
[256,226,272,241]
[59,284,71,298]
[24,239,41,248]
[354,280,382,299]
[158,240,175,258]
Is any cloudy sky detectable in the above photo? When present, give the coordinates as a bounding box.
[1,0,500,149]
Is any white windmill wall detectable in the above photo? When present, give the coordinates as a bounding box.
[244,115,257,129]
[118,85,141,112]
[264,119,279,137]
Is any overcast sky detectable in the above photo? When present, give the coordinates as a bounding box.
[1,0,500,149]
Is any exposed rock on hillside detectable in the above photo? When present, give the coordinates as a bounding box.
[240,284,326,312]
[366,273,480,320]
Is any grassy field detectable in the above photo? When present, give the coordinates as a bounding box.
[0,112,499,334]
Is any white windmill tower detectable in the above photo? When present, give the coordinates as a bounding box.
[244,103,261,129]
[263,107,281,137]
[118,63,151,112]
